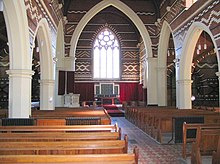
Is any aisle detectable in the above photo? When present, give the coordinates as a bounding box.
[111,117,184,164]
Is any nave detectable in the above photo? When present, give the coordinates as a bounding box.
[112,117,211,164]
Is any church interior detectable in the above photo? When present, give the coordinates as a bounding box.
[0,0,219,163]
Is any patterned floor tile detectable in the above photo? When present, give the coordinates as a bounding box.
[111,117,185,164]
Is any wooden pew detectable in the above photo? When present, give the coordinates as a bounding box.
[0,134,128,155]
[212,136,220,164]
[0,123,120,133]
[191,127,220,164]
[0,146,138,163]
[125,106,220,143]
[182,122,220,159]
[0,131,121,142]
[32,108,111,125]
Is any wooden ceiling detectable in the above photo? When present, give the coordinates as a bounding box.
[59,0,161,18]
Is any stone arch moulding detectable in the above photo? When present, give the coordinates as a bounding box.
[158,21,174,68]
[3,0,31,69]
[179,22,219,80]
[3,0,34,117]
[69,0,153,59]
[55,20,65,107]
[56,20,65,69]
[34,18,55,110]
[157,21,174,106]
[178,22,219,109]
[34,18,54,80]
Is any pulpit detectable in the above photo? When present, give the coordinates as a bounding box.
[64,93,80,107]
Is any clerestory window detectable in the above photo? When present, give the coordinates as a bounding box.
[185,0,198,9]
[93,28,120,79]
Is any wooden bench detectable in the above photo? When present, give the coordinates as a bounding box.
[125,106,220,143]
[32,108,111,125]
[0,131,121,142]
[182,122,220,158]
[212,136,220,164]
[0,134,128,155]
[0,146,138,163]
[0,123,120,133]
[191,127,220,164]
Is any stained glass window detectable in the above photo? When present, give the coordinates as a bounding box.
[93,28,120,79]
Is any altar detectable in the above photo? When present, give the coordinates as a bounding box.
[64,93,80,107]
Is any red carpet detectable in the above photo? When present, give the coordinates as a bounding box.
[103,105,124,117]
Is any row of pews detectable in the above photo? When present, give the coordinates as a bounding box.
[0,108,112,126]
[125,106,220,163]
[0,108,139,163]
[183,122,220,164]
[32,107,112,125]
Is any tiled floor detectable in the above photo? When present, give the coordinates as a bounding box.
[111,117,189,164]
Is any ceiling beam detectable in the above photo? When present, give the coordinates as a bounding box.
[63,0,71,16]
[152,0,160,19]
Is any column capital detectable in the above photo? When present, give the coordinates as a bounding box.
[64,56,76,71]
[215,72,220,77]
[6,69,34,78]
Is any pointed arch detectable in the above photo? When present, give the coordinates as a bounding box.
[3,0,31,69]
[34,18,54,80]
[55,20,65,107]
[56,20,65,69]
[3,0,34,117]
[34,18,55,110]
[157,21,174,106]
[179,22,219,109]
[69,0,152,59]
[179,22,219,80]
[158,21,173,67]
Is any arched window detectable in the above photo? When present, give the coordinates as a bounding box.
[185,0,198,9]
[93,28,120,79]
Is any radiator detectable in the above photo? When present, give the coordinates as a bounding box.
[1,118,35,126]
[66,117,101,125]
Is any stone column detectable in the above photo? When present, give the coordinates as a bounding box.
[215,72,220,106]
[178,79,193,109]
[146,57,158,105]
[6,69,34,118]
[174,59,180,109]
[39,79,55,110]
[157,66,167,106]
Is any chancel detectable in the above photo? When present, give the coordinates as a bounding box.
[0,0,219,163]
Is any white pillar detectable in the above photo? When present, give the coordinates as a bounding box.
[6,69,34,118]
[215,72,220,106]
[39,79,55,110]
[157,66,167,106]
[178,79,193,109]
[146,57,158,105]
[64,56,76,71]
[175,59,180,108]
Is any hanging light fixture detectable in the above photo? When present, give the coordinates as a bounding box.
[198,35,201,50]
[197,49,200,55]
[204,32,207,49]
[198,43,201,50]
[167,50,170,56]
